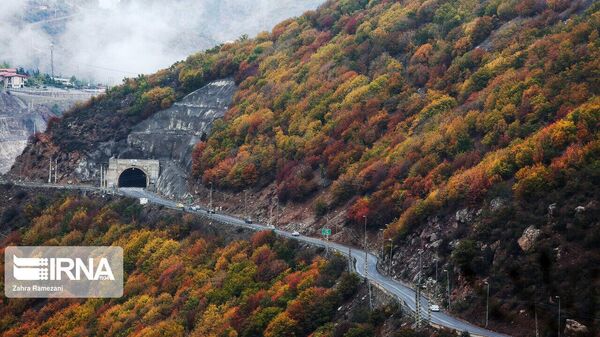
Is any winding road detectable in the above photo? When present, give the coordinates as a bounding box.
[1,181,511,337]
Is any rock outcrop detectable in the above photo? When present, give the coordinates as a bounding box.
[517,226,541,252]
[124,79,236,198]
[47,79,237,198]
[127,79,236,169]
[565,319,589,337]
[0,92,49,174]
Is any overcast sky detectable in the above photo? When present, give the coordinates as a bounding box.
[0,0,322,84]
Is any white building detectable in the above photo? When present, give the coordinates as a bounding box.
[53,77,74,87]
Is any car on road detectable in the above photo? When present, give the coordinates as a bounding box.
[207,209,215,214]
[245,218,253,224]
[191,205,200,211]
[429,304,440,312]
[267,224,275,229]
[176,203,185,210]
[291,231,300,236]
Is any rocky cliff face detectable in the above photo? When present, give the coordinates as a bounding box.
[0,89,98,175]
[28,79,237,198]
[126,79,237,198]
[127,79,236,168]
[0,92,49,174]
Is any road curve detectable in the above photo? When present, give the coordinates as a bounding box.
[0,181,511,337]
[118,188,511,337]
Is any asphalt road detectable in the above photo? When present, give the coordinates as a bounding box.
[0,181,511,337]
[118,188,511,337]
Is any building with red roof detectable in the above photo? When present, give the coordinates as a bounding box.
[0,68,28,89]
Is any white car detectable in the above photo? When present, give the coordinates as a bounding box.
[291,231,300,237]
[429,304,440,312]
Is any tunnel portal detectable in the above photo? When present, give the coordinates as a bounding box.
[118,168,148,188]
[104,159,160,190]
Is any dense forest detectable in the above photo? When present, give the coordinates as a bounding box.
[1,185,443,337]
[9,0,600,335]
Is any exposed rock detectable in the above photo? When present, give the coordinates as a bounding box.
[124,79,236,198]
[429,233,438,242]
[490,197,506,211]
[156,160,189,199]
[518,226,541,252]
[0,89,96,175]
[565,319,589,337]
[127,79,236,169]
[0,92,49,174]
[455,208,473,223]
[430,240,442,249]
[45,79,237,198]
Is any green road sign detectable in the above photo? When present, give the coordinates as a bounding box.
[322,228,331,236]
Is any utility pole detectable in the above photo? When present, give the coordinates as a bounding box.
[363,215,368,278]
[446,269,451,309]
[362,215,372,311]
[48,159,52,183]
[269,196,274,225]
[379,229,384,258]
[435,259,438,282]
[485,281,490,328]
[50,43,55,80]
[415,286,421,328]
[54,158,58,183]
[100,165,103,188]
[209,182,213,211]
[388,239,394,275]
[418,250,423,285]
[244,190,248,218]
[368,282,373,311]
[556,295,561,337]
[535,305,539,337]
[274,196,279,227]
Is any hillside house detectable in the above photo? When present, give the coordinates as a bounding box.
[0,69,28,89]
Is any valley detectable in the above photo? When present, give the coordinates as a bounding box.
[1,0,599,336]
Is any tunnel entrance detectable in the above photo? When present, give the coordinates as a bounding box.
[118,168,148,188]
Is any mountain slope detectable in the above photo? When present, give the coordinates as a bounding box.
[10,0,600,335]
[0,186,411,337]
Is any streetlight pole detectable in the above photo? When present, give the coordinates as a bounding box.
[388,239,393,275]
[275,196,279,227]
[379,229,384,259]
[208,182,213,211]
[556,296,561,337]
[48,158,52,183]
[418,250,423,285]
[244,189,248,218]
[446,269,451,309]
[485,281,490,328]
[363,215,368,278]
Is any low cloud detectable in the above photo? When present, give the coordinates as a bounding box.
[0,0,322,84]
